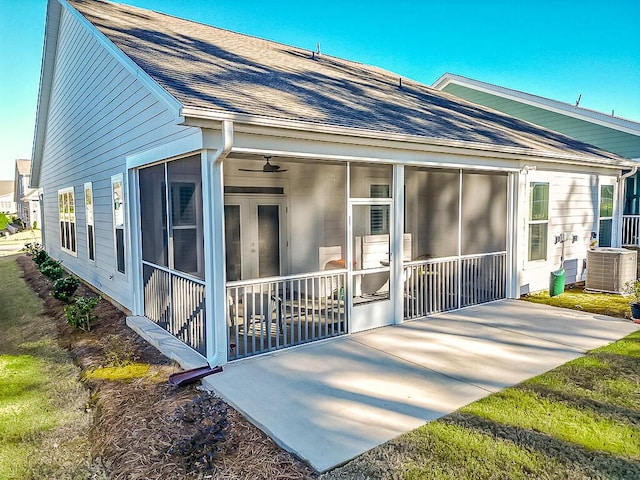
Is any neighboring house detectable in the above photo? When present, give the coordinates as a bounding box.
[432,73,640,248]
[14,159,41,228]
[32,0,637,367]
[0,180,16,214]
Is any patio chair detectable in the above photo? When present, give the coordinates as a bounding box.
[242,292,284,335]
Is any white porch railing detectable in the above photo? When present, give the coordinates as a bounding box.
[622,215,640,246]
[226,270,347,360]
[143,262,207,355]
[403,251,506,320]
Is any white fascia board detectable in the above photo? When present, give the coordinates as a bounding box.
[59,0,183,121]
[182,107,637,170]
[432,73,640,136]
[125,130,204,170]
[31,0,63,187]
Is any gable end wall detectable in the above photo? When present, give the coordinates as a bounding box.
[39,7,195,309]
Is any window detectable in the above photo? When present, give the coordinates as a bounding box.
[528,182,549,261]
[112,174,125,274]
[84,183,95,262]
[58,187,76,254]
[370,184,390,234]
[599,184,614,247]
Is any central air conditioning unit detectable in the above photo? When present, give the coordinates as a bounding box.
[585,248,637,294]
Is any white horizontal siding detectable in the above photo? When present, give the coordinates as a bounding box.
[520,170,618,293]
[39,8,196,309]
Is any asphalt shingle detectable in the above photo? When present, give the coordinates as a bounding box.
[68,0,624,162]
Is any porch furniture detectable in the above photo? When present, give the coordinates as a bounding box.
[240,292,284,335]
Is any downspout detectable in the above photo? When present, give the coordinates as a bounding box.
[619,165,638,183]
[203,120,233,366]
[616,164,638,247]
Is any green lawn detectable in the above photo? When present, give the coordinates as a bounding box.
[0,255,93,479]
[323,319,640,479]
[522,284,632,319]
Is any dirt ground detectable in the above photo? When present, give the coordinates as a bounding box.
[18,255,316,480]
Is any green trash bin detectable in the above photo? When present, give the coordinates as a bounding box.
[549,268,565,297]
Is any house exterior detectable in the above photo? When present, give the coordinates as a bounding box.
[14,159,41,228]
[432,73,640,249]
[0,180,16,214]
[32,0,637,367]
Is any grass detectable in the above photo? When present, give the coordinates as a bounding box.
[522,284,632,318]
[0,255,93,479]
[323,322,640,479]
[84,362,153,382]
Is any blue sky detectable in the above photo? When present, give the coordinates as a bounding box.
[1,0,639,180]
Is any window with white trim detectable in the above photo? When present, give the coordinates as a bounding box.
[528,182,549,261]
[598,184,614,247]
[84,182,95,262]
[58,187,77,254]
[112,174,125,274]
[370,184,390,234]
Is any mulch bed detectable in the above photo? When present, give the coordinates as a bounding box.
[18,255,316,479]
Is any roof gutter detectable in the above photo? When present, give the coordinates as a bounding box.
[181,107,635,170]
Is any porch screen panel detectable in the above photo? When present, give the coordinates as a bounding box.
[167,156,204,279]
[461,172,507,255]
[139,164,168,267]
[350,164,392,198]
[405,168,459,259]
[224,205,241,281]
[171,182,198,273]
[257,205,281,278]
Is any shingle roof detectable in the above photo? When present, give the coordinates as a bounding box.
[68,0,624,163]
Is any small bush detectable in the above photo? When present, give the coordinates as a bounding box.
[22,242,43,256]
[32,249,49,266]
[39,258,65,281]
[64,296,100,331]
[32,220,37,230]
[52,276,80,302]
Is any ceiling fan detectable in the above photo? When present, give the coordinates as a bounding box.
[239,156,287,173]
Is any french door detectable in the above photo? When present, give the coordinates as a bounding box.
[224,196,287,281]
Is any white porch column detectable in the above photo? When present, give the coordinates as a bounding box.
[506,171,519,298]
[393,164,405,324]
[202,149,229,365]
[202,120,234,365]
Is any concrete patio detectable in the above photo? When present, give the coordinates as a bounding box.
[202,299,638,472]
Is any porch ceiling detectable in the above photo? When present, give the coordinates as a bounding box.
[202,300,638,472]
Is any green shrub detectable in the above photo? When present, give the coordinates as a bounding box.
[32,249,49,266]
[32,220,37,229]
[64,296,100,331]
[0,213,8,230]
[39,258,64,281]
[52,276,80,302]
